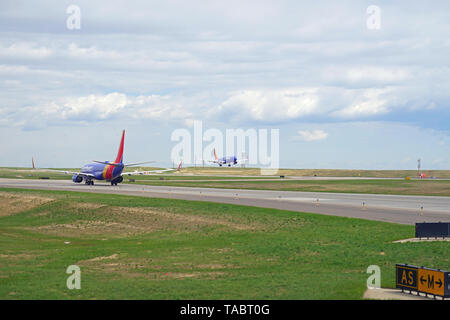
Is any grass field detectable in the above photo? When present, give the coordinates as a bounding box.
[0,188,448,300]
[178,167,450,178]
[130,179,450,197]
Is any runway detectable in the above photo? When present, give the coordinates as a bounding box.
[1,178,449,225]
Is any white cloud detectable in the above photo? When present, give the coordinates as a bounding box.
[295,129,328,142]
[59,93,129,119]
[0,42,53,59]
[4,92,196,127]
[218,88,318,122]
[323,66,411,85]
[333,88,391,118]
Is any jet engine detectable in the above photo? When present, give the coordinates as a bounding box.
[72,174,83,183]
[111,176,123,184]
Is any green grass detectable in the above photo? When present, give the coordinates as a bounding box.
[169,167,450,178]
[128,179,450,197]
[0,188,449,300]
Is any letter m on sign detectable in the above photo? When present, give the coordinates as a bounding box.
[427,275,434,289]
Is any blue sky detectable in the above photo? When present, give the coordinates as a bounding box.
[0,1,449,169]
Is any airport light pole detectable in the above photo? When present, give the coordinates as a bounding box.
[417,158,421,178]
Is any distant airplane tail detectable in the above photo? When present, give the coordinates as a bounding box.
[114,130,125,164]
[95,130,153,167]
[213,148,218,161]
[32,157,35,169]
[177,160,183,171]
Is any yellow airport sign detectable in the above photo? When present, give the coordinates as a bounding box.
[396,264,449,298]
[396,265,418,290]
[418,269,445,296]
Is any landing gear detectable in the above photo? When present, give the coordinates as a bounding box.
[85,180,94,186]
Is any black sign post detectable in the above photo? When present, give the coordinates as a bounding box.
[415,222,450,238]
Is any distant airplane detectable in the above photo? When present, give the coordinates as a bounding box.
[49,130,176,185]
[208,148,247,167]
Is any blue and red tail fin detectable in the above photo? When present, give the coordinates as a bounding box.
[114,130,125,164]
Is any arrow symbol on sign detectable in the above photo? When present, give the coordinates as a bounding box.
[435,279,442,288]
[420,276,426,285]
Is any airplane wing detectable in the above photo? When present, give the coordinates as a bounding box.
[92,160,155,167]
[122,160,182,176]
[44,169,95,178]
[124,161,155,167]
[121,168,176,176]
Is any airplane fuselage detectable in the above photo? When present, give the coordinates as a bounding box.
[81,162,123,180]
[217,156,238,166]
[74,162,124,184]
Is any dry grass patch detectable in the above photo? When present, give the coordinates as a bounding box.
[77,255,228,280]
[65,202,107,210]
[197,263,232,269]
[104,206,258,231]
[26,204,260,238]
[127,271,227,280]
[0,192,54,217]
[29,220,147,237]
[0,253,40,260]
[83,254,119,262]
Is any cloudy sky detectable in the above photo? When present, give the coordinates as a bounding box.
[1,1,449,169]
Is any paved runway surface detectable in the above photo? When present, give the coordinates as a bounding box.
[1,178,449,225]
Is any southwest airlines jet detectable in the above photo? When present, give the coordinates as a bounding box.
[54,130,175,185]
[209,148,247,167]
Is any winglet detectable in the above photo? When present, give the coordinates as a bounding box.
[114,130,125,164]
